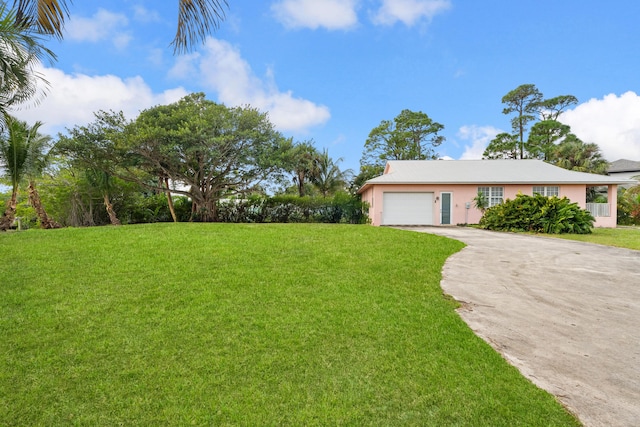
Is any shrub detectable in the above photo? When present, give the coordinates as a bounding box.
[217,193,369,224]
[617,187,640,226]
[479,193,594,234]
[13,202,37,229]
[124,193,173,224]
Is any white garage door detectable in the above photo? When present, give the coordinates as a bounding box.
[382,192,433,225]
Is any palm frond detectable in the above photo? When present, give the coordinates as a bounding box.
[0,5,55,125]
[0,116,50,186]
[12,0,69,38]
[172,0,228,54]
[9,1,228,54]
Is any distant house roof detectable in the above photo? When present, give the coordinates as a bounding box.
[358,159,634,193]
[608,159,640,173]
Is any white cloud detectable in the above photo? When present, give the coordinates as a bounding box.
[132,5,162,23]
[12,66,188,135]
[147,48,165,67]
[559,91,640,161]
[272,0,359,30]
[372,0,451,26]
[457,125,501,159]
[65,9,131,48]
[169,38,330,133]
[112,33,133,50]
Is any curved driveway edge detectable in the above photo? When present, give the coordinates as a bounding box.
[402,227,640,427]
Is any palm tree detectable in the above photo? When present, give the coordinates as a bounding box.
[0,117,27,230]
[10,0,228,53]
[288,141,320,197]
[0,115,59,229]
[550,136,609,204]
[311,149,352,198]
[551,136,608,175]
[22,120,60,228]
[0,4,55,126]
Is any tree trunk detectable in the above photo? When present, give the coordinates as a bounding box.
[191,198,198,221]
[103,193,121,226]
[209,199,217,222]
[28,181,61,229]
[189,185,219,222]
[191,195,217,222]
[197,199,216,222]
[297,171,305,197]
[0,189,18,231]
[84,193,96,226]
[164,177,177,223]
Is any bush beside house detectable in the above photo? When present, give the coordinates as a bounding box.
[479,193,594,234]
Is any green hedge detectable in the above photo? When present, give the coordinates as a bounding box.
[479,193,594,234]
[123,193,192,224]
[217,193,369,224]
[3,190,367,226]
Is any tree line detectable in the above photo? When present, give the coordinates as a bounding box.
[0,93,361,228]
[352,83,610,185]
[4,84,639,229]
[483,83,608,174]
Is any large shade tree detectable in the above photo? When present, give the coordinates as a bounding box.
[123,93,287,221]
[36,151,146,227]
[10,0,228,53]
[526,120,572,161]
[359,109,445,177]
[56,95,288,222]
[55,110,131,225]
[355,109,444,191]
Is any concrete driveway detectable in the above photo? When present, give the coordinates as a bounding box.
[403,227,640,427]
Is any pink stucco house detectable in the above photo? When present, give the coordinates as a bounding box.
[358,159,635,228]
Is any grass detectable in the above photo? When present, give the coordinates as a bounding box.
[543,226,640,250]
[1,223,579,426]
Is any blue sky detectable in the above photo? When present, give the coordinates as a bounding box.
[14,0,640,173]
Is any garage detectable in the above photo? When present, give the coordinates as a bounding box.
[382,192,433,225]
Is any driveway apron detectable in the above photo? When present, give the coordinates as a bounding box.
[403,227,640,427]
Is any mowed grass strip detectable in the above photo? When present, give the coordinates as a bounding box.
[1,224,579,426]
[545,226,640,250]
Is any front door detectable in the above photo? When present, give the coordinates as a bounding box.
[441,192,452,225]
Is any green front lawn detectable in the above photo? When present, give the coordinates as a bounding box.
[0,224,579,426]
[546,226,640,250]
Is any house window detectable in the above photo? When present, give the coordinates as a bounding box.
[533,186,559,197]
[478,186,504,207]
